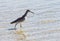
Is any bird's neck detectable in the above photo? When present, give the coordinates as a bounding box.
[22,11,28,18]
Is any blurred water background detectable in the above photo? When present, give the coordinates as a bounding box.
[0,0,60,41]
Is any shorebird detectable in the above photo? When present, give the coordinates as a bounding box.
[9,10,34,30]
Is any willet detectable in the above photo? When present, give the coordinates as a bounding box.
[9,10,34,30]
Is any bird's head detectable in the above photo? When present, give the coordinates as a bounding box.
[27,10,34,14]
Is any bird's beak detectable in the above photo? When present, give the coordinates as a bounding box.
[29,11,34,14]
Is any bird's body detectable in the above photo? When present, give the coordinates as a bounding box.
[11,17,25,24]
[9,10,34,30]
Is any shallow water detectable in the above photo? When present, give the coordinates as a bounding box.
[0,0,60,41]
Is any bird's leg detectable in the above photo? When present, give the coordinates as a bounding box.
[8,22,18,30]
[20,23,22,28]
[14,22,18,30]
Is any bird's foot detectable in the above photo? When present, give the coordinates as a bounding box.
[8,28,17,30]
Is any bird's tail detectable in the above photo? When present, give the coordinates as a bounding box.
[10,22,14,24]
[10,21,16,24]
